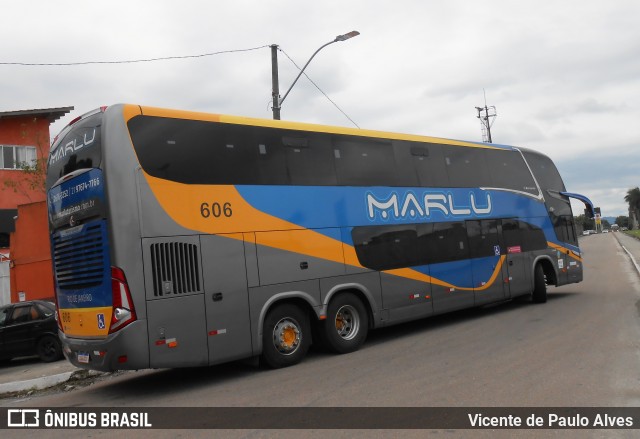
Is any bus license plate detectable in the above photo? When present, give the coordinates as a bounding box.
[78,352,90,364]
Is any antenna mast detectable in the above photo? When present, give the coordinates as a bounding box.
[475,89,497,143]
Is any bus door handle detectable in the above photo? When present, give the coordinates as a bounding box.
[212,292,223,302]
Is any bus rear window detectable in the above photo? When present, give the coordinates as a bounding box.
[47,114,102,188]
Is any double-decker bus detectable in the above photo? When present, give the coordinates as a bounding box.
[46,104,593,370]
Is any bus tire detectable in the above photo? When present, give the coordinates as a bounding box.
[321,293,369,354]
[532,264,547,303]
[37,335,62,363]
[261,303,310,369]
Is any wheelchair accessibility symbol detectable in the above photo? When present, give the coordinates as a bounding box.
[494,245,501,256]
[97,313,105,330]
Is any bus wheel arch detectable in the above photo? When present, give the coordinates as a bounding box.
[535,257,558,286]
[320,290,370,354]
[531,259,554,304]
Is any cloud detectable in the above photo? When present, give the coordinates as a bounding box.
[1,0,639,219]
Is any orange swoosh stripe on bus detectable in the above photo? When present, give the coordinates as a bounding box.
[142,172,504,291]
[547,241,583,262]
[384,255,506,291]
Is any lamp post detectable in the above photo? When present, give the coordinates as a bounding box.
[271,31,359,120]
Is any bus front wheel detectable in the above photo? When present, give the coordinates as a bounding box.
[532,264,547,303]
[261,303,311,369]
[321,293,369,354]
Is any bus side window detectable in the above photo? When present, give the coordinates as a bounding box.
[351,225,420,270]
[483,149,538,195]
[429,222,469,264]
[553,215,578,246]
[283,132,337,186]
[520,221,548,251]
[442,145,492,188]
[392,141,448,188]
[334,137,398,186]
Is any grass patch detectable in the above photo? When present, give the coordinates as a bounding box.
[623,230,640,239]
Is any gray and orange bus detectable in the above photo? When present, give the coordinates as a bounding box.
[46,104,593,370]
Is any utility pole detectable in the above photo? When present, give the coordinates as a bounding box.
[270,31,359,120]
[475,90,497,143]
[271,44,281,120]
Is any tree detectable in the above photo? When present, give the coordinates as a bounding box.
[625,187,640,229]
[615,216,630,229]
[574,214,594,232]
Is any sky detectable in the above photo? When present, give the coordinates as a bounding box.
[2,0,639,217]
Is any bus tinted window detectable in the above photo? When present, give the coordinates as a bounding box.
[519,220,548,251]
[352,221,470,270]
[521,150,565,192]
[129,117,288,185]
[442,145,492,188]
[521,149,572,217]
[47,114,102,188]
[483,149,538,195]
[467,220,500,258]
[392,141,449,187]
[353,219,547,271]
[431,222,469,263]
[283,133,337,185]
[334,137,398,186]
[502,219,548,251]
[352,225,420,270]
[553,215,578,246]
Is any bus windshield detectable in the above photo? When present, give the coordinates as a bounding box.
[47,113,102,189]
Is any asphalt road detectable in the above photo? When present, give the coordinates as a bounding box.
[3,232,640,438]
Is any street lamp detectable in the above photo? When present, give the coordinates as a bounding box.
[271,31,360,120]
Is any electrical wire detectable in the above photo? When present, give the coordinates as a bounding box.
[278,47,360,129]
[1,44,361,128]
[0,46,270,66]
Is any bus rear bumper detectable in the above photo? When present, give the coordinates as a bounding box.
[59,320,149,372]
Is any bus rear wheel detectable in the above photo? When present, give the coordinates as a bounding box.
[532,264,547,303]
[261,303,310,369]
[321,293,369,354]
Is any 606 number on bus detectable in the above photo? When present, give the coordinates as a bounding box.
[200,202,233,218]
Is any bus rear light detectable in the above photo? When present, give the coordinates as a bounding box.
[109,266,137,334]
[68,115,82,126]
[53,289,64,331]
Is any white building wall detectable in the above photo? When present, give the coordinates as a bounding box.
[0,260,10,306]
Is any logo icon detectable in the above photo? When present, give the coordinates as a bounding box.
[8,409,40,427]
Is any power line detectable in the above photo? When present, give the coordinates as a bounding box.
[1,44,361,128]
[278,47,360,129]
[0,46,270,66]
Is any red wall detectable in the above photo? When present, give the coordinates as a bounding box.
[9,201,54,302]
[0,117,50,209]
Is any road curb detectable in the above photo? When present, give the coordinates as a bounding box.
[613,233,640,276]
[0,370,74,395]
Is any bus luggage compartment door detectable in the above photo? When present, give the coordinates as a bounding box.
[200,234,253,365]
[143,236,208,368]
